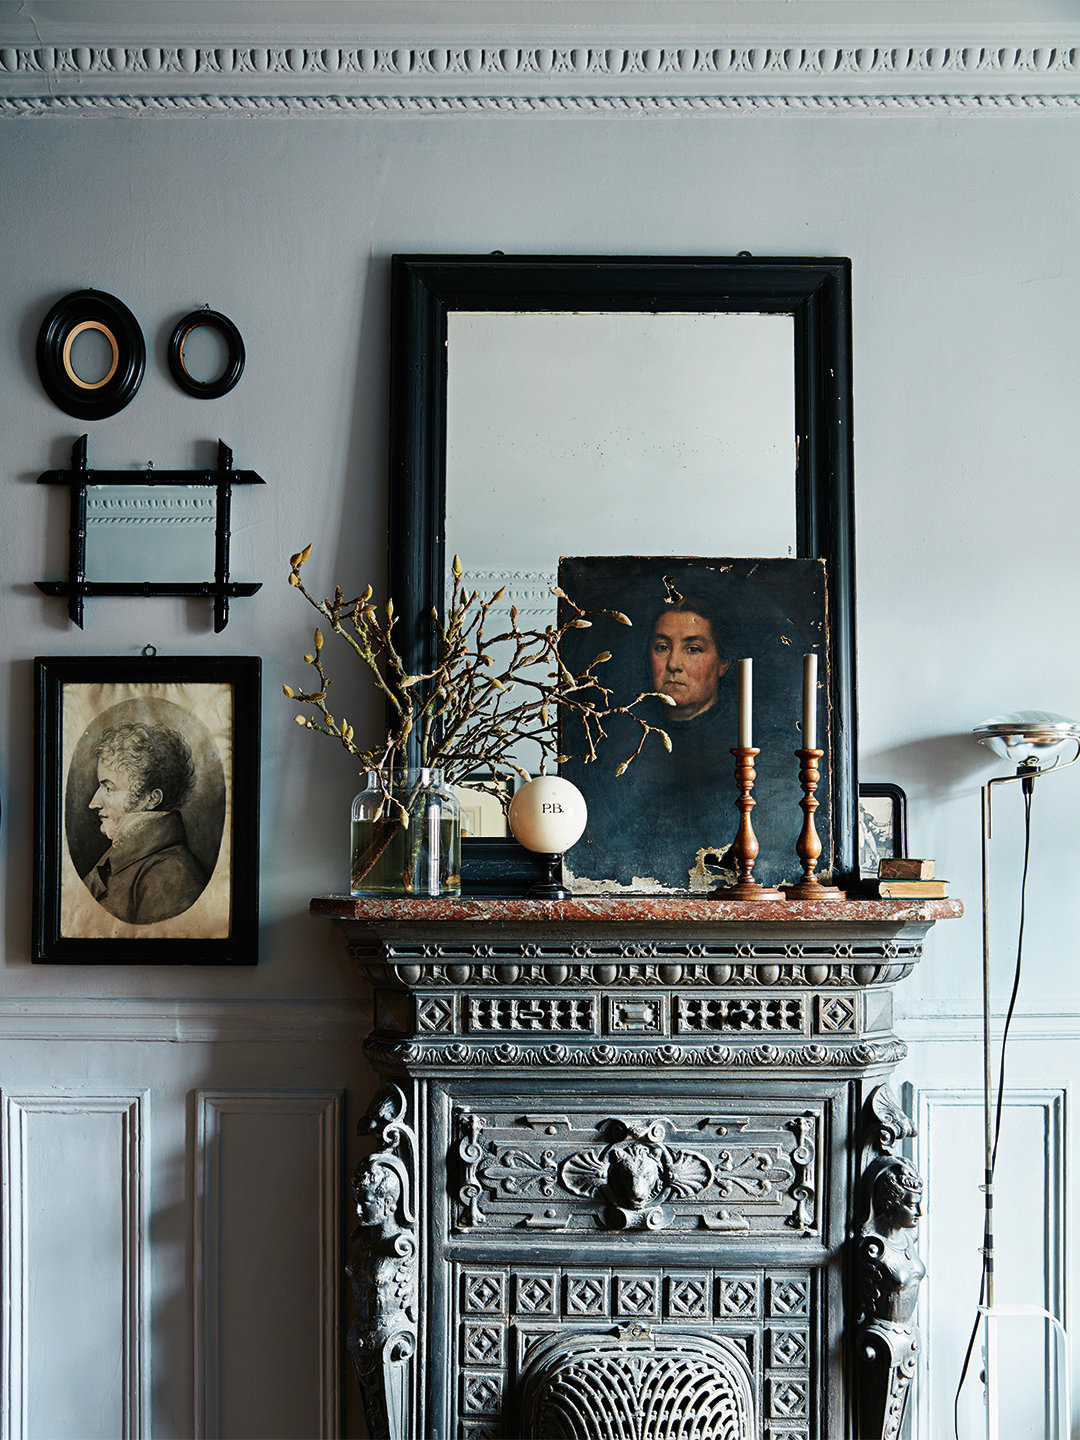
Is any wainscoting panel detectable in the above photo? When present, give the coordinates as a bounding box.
[194,1090,342,1440]
[909,1083,1067,1440]
[1,1090,149,1440]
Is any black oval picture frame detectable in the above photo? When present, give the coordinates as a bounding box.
[167,309,245,398]
[36,289,146,421]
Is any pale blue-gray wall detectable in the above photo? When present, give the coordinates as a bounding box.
[1,9,1078,1435]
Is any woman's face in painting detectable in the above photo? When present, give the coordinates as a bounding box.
[649,611,729,721]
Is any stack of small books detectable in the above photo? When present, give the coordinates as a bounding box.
[873,858,948,898]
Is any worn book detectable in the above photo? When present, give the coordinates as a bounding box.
[878,857,935,881]
[875,879,948,898]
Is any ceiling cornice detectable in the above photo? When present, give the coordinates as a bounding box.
[2,37,1080,110]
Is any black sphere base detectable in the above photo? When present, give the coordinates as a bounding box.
[524,853,569,900]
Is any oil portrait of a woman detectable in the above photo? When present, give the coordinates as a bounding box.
[559,556,829,893]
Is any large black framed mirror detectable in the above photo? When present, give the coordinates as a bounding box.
[388,254,857,892]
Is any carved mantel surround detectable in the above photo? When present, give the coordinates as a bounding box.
[315,895,961,1440]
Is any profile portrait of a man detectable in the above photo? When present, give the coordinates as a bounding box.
[82,721,209,925]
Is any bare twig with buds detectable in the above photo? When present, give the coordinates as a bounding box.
[284,546,672,829]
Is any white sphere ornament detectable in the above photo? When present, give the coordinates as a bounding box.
[508,777,588,854]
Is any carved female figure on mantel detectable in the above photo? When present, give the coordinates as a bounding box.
[854,1154,926,1440]
[859,1158,926,1324]
[346,1155,417,1440]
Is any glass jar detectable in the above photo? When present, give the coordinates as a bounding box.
[350,768,462,897]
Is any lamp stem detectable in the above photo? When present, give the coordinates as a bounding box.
[980,783,995,1313]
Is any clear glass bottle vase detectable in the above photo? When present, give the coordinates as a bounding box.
[350,767,462,897]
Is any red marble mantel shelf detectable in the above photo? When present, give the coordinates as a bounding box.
[311,894,963,925]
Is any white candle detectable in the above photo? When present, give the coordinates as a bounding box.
[803,652,818,750]
[737,658,752,748]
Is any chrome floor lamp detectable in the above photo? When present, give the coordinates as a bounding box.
[967,711,1080,1439]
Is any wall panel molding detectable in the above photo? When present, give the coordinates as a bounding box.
[194,1089,342,1440]
[906,1083,1067,1440]
[1,1090,149,1440]
[0,996,366,1042]
[2,39,1080,111]
[898,1004,1080,1042]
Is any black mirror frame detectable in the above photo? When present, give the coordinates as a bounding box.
[388,253,858,890]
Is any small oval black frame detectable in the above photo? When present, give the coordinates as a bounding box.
[167,308,246,398]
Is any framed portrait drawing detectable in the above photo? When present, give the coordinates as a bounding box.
[858,782,909,880]
[34,654,260,963]
[558,556,829,893]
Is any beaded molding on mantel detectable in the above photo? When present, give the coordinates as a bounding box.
[2,42,1080,114]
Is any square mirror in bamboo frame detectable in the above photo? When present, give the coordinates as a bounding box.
[36,436,264,631]
[388,254,858,892]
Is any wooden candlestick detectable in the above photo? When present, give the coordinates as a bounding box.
[780,748,846,900]
[720,747,786,900]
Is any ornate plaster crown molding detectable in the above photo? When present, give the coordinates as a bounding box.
[4,92,1080,118]
[2,40,1080,113]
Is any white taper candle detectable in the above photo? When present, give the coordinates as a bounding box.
[737,658,752,748]
[803,652,818,750]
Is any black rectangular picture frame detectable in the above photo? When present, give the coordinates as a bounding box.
[858,782,909,881]
[34,654,261,964]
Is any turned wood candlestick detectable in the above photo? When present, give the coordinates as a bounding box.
[780,748,846,900]
[720,746,786,900]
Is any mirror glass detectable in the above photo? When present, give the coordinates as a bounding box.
[67,325,117,388]
[180,323,232,385]
[84,485,217,583]
[447,310,795,582]
[446,311,796,803]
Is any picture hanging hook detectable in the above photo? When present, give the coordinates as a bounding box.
[142,644,157,657]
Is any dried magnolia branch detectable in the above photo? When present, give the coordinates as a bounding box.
[284,546,672,820]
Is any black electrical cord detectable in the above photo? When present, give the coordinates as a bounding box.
[954,776,1035,1438]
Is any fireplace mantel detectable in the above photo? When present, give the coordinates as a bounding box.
[316,894,961,1440]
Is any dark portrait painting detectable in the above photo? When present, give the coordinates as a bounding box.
[558,556,830,893]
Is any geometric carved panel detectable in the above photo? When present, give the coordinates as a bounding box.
[566,1273,609,1316]
[462,1371,504,1415]
[463,1323,505,1367]
[769,1376,809,1418]
[720,1276,761,1318]
[515,1272,558,1316]
[667,1274,711,1318]
[418,997,455,1032]
[451,1261,816,1436]
[817,995,857,1033]
[614,1273,661,1319]
[463,1271,507,1315]
[768,1277,810,1318]
[769,1327,809,1368]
